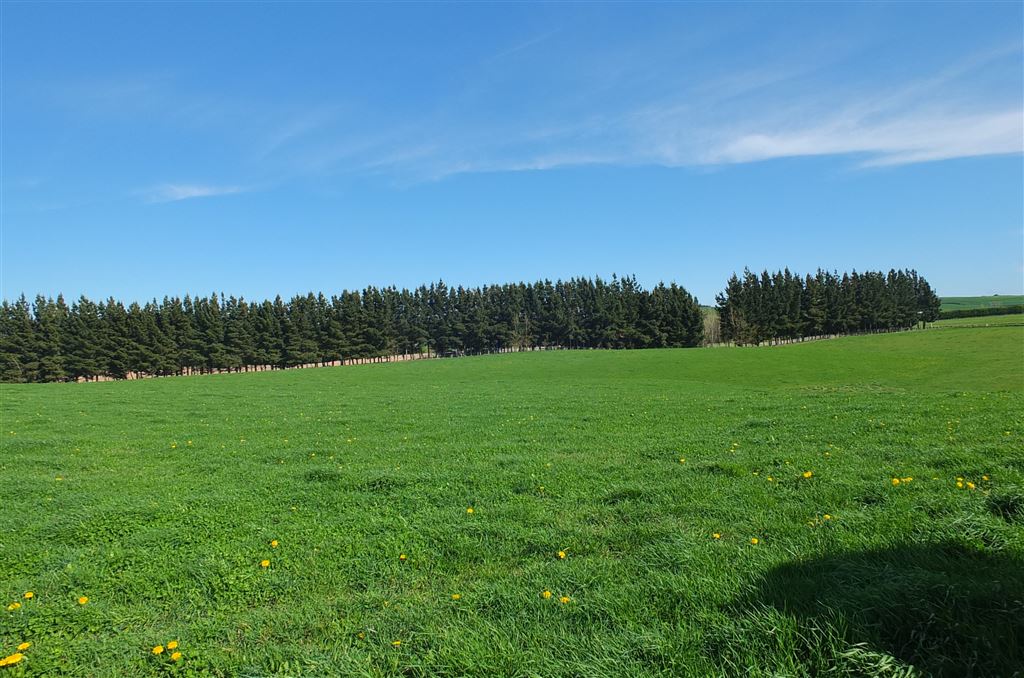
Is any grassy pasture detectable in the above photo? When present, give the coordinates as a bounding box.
[1,327,1023,676]
[932,313,1024,328]
[940,295,1024,311]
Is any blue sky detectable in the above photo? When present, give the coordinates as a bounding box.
[2,1,1022,304]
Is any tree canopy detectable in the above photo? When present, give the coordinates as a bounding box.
[715,268,941,345]
[0,268,942,382]
[0,275,704,382]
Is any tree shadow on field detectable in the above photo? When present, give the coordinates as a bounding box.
[745,542,1024,676]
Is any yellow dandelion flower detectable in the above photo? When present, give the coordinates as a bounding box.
[956,476,964,482]
[167,640,178,650]
[750,538,759,545]
[542,590,552,599]
[399,554,407,562]
[559,596,570,604]
[956,481,964,488]
[260,559,270,568]
[803,471,813,478]
[679,458,686,464]
[78,596,88,605]
[391,640,402,647]
[152,645,164,655]
[466,507,474,514]
[766,476,774,482]
[713,533,721,539]
[451,593,461,600]
[967,481,976,490]
[357,632,365,640]
[0,653,25,667]
[7,602,21,611]
[270,540,279,548]
[903,477,913,483]
[22,592,33,599]
[823,514,832,521]
[557,551,566,559]
[16,642,30,651]
[892,478,900,486]
[171,651,182,661]
[982,475,990,481]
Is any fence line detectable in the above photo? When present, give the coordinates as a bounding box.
[75,326,930,382]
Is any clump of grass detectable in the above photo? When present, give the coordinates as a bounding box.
[988,485,1024,524]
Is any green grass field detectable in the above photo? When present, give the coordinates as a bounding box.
[932,313,1024,328]
[940,295,1024,312]
[2,328,1023,676]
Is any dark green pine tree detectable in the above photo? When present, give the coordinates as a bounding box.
[312,294,341,364]
[282,295,320,366]
[170,297,205,375]
[395,288,428,355]
[643,283,669,348]
[801,273,827,336]
[483,284,513,350]
[426,282,451,354]
[461,291,490,353]
[360,287,389,357]
[892,271,912,329]
[126,302,159,375]
[338,290,368,359]
[715,273,744,344]
[34,295,67,381]
[0,296,38,382]
[322,296,348,362]
[669,283,704,347]
[222,297,254,371]
[195,294,230,371]
[63,296,104,380]
[99,299,136,379]
[913,271,942,324]
[142,301,179,375]
[252,300,283,367]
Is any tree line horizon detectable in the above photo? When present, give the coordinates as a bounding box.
[1,269,941,383]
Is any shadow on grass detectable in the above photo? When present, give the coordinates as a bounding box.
[749,542,1024,676]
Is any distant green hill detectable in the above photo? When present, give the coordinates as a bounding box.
[940,295,1024,312]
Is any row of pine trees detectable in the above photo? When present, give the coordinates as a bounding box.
[715,268,941,345]
[1,276,704,382]
[0,269,942,383]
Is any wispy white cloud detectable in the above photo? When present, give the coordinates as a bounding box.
[251,106,343,162]
[292,41,1021,184]
[52,32,1021,194]
[486,30,559,62]
[455,50,1023,177]
[702,108,1023,166]
[145,183,247,203]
